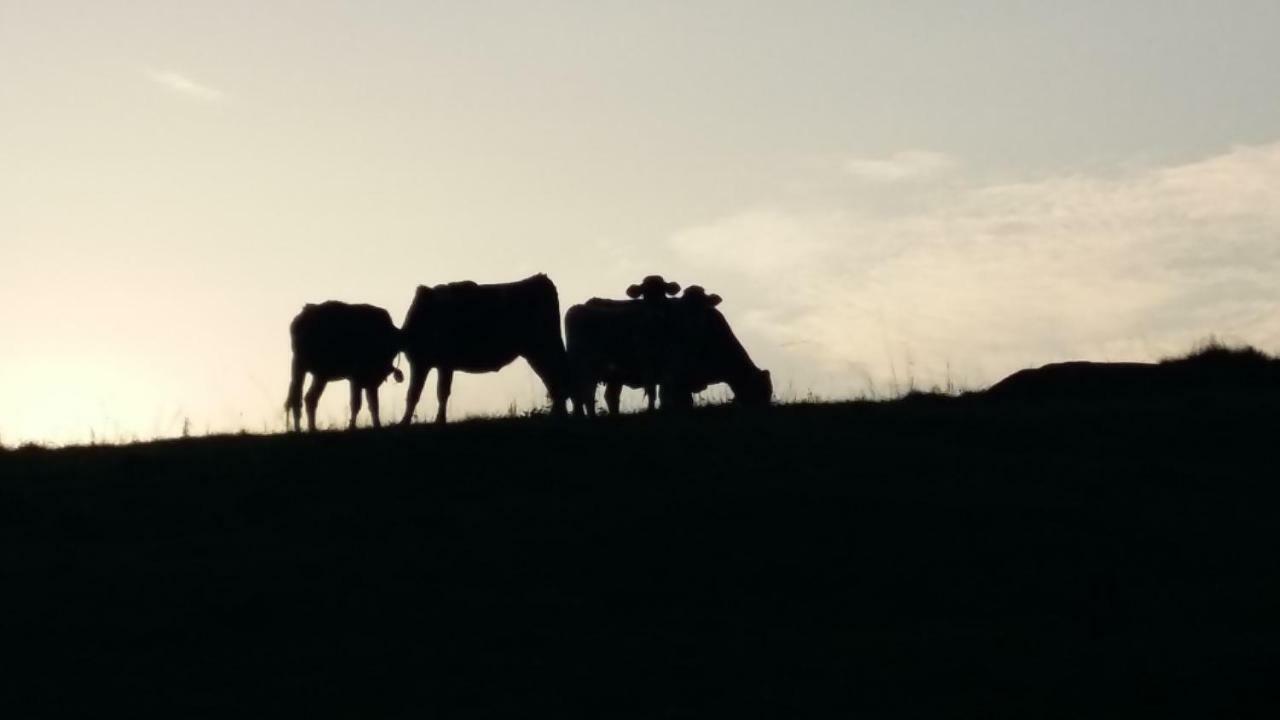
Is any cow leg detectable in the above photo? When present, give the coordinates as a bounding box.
[604,382,622,416]
[567,360,594,418]
[286,358,306,432]
[304,378,328,432]
[435,368,454,424]
[366,387,381,428]
[577,383,597,418]
[659,384,693,412]
[348,381,363,430]
[401,360,429,425]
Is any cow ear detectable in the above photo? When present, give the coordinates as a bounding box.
[665,281,681,296]
[626,284,642,299]
[708,294,722,307]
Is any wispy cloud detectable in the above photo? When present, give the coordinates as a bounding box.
[145,69,225,102]
[671,142,1280,397]
[843,150,956,183]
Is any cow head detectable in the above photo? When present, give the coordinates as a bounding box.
[627,275,681,301]
[734,369,773,406]
[680,285,722,308]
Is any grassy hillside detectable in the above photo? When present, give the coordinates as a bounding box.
[3,392,1278,717]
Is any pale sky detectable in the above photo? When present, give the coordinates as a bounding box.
[4,1,1280,444]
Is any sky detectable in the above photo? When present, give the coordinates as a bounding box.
[4,1,1280,445]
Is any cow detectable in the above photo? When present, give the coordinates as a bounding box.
[566,279,772,416]
[565,276,681,416]
[566,298,664,416]
[285,301,404,432]
[656,285,772,410]
[399,273,570,424]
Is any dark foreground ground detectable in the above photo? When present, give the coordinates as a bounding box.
[3,394,1278,717]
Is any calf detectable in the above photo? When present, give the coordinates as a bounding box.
[286,301,403,431]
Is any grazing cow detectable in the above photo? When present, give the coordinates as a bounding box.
[566,280,771,416]
[285,301,404,432]
[657,285,772,410]
[399,273,570,424]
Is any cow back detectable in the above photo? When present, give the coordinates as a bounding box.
[402,274,563,370]
[291,302,400,381]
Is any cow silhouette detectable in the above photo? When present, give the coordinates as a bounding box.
[566,276,680,415]
[399,274,570,424]
[657,285,771,410]
[566,298,663,416]
[285,301,403,432]
[567,279,770,416]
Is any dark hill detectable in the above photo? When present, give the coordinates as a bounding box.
[986,343,1280,403]
[3,395,1278,717]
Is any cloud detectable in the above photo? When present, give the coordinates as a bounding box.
[670,142,1280,397]
[145,69,225,102]
[842,150,956,183]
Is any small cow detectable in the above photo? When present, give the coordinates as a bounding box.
[400,273,570,424]
[286,301,404,432]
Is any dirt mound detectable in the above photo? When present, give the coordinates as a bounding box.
[986,343,1280,403]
